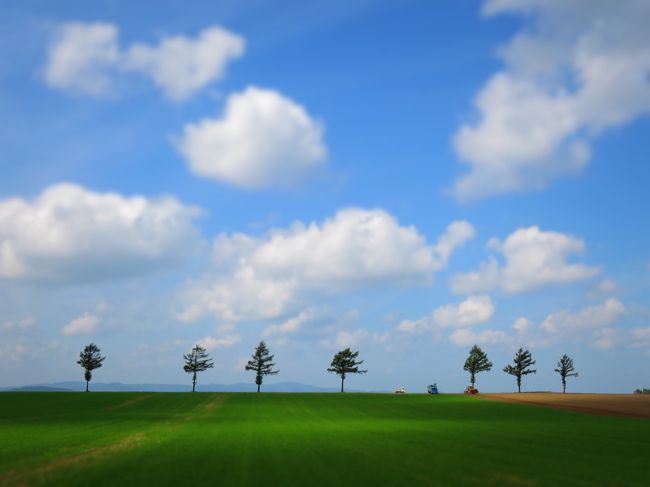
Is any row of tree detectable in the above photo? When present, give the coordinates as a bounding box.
[77,342,577,393]
[180,341,367,393]
[77,341,365,393]
[464,345,578,393]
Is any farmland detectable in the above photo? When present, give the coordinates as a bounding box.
[0,393,648,486]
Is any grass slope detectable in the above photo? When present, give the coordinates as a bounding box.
[0,393,648,486]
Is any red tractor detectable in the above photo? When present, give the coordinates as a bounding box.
[464,385,479,395]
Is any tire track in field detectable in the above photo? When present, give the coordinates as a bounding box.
[106,393,156,410]
[0,394,228,487]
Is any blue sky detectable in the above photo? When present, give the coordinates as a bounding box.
[1,0,649,393]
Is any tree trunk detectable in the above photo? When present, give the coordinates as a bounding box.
[85,380,89,392]
[341,376,344,393]
[257,383,261,393]
[192,373,196,393]
[562,378,566,394]
[517,376,521,393]
[471,372,475,388]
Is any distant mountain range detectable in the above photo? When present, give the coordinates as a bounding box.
[1,381,364,393]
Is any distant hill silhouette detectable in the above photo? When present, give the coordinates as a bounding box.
[2,381,364,393]
[8,385,74,392]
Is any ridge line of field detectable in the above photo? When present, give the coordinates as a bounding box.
[0,394,229,486]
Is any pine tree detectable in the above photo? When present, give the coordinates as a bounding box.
[463,345,492,389]
[554,354,578,393]
[76,343,105,392]
[183,345,214,392]
[503,348,537,393]
[327,348,367,392]
[245,341,279,392]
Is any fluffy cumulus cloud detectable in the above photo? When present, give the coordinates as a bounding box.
[451,226,598,294]
[512,317,534,334]
[61,312,99,336]
[122,27,245,101]
[196,334,241,350]
[448,298,627,349]
[539,298,625,335]
[177,87,327,189]
[262,309,315,338]
[44,22,244,100]
[506,299,627,349]
[177,210,475,323]
[397,295,495,333]
[44,22,119,96]
[452,0,650,200]
[0,183,202,283]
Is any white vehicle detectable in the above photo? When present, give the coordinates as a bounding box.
[394,387,406,394]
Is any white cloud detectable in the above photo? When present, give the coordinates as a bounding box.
[44,23,244,100]
[177,87,327,189]
[1,318,35,333]
[503,299,629,350]
[440,298,629,350]
[0,344,27,361]
[320,329,389,349]
[196,334,241,350]
[453,0,650,200]
[431,221,477,267]
[123,27,244,101]
[512,317,534,334]
[433,295,495,328]
[262,309,314,338]
[44,22,119,96]
[449,328,509,347]
[176,267,296,323]
[0,183,202,283]
[62,312,99,336]
[451,226,598,294]
[592,328,617,350]
[177,210,474,322]
[539,298,626,334]
[397,295,495,333]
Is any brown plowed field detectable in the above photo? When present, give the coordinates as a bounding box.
[481,393,650,419]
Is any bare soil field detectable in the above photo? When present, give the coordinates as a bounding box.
[482,393,650,419]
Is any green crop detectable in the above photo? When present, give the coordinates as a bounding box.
[0,393,648,486]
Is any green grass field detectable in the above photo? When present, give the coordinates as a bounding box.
[0,392,648,486]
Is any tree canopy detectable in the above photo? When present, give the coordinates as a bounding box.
[463,345,492,388]
[554,354,578,393]
[183,345,214,392]
[76,343,105,392]
[503,348,537,392]
[327,348,367,392]
[245,341,279,392]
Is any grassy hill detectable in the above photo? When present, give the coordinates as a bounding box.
[0,393,648,486]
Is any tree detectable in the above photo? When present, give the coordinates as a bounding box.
[327,348,367,392]
[463,345,492,389]
[554,354,578,393]
[245,341,279,392]
[503,348,537,393]
[77,343,105,392]
[183,345,214,392]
